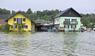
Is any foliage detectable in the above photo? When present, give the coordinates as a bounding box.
[26,8,33,14]
[12,10,16,15]
[0,8,10,14]
[81,14,95,28]
[1,24,10,33]
[0,8,95,28]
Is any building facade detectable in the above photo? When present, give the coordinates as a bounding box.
[6,12,35,32]
[54,8,82,31]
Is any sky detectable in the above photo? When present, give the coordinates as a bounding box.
[0,0,95,14]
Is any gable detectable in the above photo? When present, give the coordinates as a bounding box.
[6,12,30,22]
[12,13,26,18]
[8,13,31,23]
[6,12,29,21]
[6,12,35,25]
[12,13,29,19]
[59,8,81,17]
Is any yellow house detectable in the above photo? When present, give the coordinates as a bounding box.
[6,11,35,32]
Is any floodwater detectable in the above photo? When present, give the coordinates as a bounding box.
[0,32,95,56]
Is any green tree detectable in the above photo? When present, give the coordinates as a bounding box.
[26,8,32,14]
[2,24,10,33]
[12,10,16,15]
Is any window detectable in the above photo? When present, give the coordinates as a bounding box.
[14,24,17,28]
[64,25,69,28]
[24,25,28,29]
[15,25,17,28]
[64,25,66,28]
[64,19,70,25]
[14,18,16,21]
[13,24,17,28]
[71,25,76,28]
[67,25,69,28]
[23,18,26,21]
[65,19,70,22]
[17,18,22,24]
[72,19,77,22]
[11,25,13,28]
[71,19,78,25]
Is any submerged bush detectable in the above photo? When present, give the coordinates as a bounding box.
[1,24,10,33]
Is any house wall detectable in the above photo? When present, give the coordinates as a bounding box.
[54,17,82,31]
[8,13,33,32]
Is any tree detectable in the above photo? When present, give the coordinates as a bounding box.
[0,8,10,14]
[26,8,32,14]
[2,24,10,33]
[12,10,16,15]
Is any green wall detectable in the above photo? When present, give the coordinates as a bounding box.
[55,17,82,31]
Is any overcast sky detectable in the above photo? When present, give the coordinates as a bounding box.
[0,0,95,14]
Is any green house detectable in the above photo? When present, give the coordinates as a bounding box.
[54,8,82,32]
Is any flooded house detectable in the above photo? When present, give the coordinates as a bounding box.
[54,8,82,32]
[6,11,35,32]
[35,19,54,32]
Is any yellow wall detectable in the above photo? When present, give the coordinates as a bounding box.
[8,13,33,32]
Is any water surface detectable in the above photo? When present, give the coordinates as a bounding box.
[0,32,95,56]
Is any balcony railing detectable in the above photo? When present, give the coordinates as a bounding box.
[70,21,78,25]
[64,21,78,25]
[64,21,70,25]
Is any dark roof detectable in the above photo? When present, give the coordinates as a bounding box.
[0,14,11,19]
[6,11,35,24]
[55,8,82,17]
[34,19,52,24]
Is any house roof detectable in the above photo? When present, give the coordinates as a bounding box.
[34,19,52,25]
[6,11,35,24]
[0,14,11,19]
[55,8,82,18]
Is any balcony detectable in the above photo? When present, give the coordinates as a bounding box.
[64,21,70,25]
[64,21,78,25]
[70,21,78,25]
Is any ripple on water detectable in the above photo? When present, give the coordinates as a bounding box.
[0,32,95,56]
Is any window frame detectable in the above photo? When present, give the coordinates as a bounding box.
[23,18,26,22]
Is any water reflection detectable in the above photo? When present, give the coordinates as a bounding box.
[63,32,79,56]
[8,34,31,56]
[0,32,95,56]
